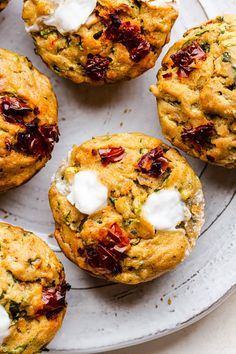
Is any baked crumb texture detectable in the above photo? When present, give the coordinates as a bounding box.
[0,222,67,354]
[49,133,205,284]
[151,15,236,168]
[23,0,178,84]
[0,48,58,192]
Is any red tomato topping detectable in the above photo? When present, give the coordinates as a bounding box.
[16,119,59,158]
[86,223,130,275]
[136,147,169,177]
[98,147,125,165]
[162,73,173,80]
[105,14,150,62]
[0,96,58,157]
[171,41,206,78]
[85,54,111,81]
[40,283,70,318]
[181,124,214,151]
[0,96,33,125]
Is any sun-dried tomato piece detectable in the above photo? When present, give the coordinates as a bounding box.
[171,41,206,78]
[98,147,125,165]
[0,96,57,157]
[40,125,60,151]
[162,72,173,80]
[85,54,110,81]
[86,223,130,275]
[42,286,66,312]
[130,40,150,63]
[105,223,130,254]
[0,96,33,125]
[136,147,169,177]
[105,13,122,41]
[16,119,59,158]
[181,124,214,151]
[117,22,141,49]
[40,283,70,319]
[105,14,150,62]
[86,245,122,275]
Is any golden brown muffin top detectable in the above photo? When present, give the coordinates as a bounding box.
[0,222,68,354]
[23,0,178,84]
[49,133,204,284]
[151,15,236,168]
[0,48,58,192]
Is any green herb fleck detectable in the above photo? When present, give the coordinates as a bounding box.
[109,197,116,205]
[39,29,52,39]
[93,30,103,40]
[216,16,224,22]
[222,52,231,63]
[200,42,210,53]
[9,301,21,320]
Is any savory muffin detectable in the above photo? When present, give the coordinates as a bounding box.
[0,0,9,11]
[0,48,59,192]
[0,222,68,354]
[22,0,178,85]
[49,133,204,284]
[151,15,236,168]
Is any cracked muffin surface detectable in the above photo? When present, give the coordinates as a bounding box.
[0,48,59,192]
[0,0,9,11]
[0,222,68,354]
[22,0,178,84]
[49,133,204,285]
[151,15,236,168]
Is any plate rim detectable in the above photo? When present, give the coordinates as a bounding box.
[51,284,236,353]
[1,1,236,353]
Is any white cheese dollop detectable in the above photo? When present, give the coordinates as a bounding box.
[56,178,69,195]
[54,149,72,195]
[67,170,108,215]
[142,188,186,230]
[27,0,97,34]
[0,305,11,345]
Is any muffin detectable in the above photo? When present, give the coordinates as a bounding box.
[151,15,236,168]
[0,222,68,354]
[0,48,59,192]
[22,0,178,85]
[49,133,204,284]
[0,0,9,11]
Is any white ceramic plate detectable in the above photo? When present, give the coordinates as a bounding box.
[0,1,235,353]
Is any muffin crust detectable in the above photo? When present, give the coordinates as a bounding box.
[0,48,59,192]
[151,15,236,168]
[23,0,178,84]
[0,222,68,354]
[49,133,204,284]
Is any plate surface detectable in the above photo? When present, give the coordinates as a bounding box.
[0,1,236,353]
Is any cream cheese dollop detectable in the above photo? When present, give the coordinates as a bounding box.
[142,188,186,230]
[67,170,108,215]
[27,0,97,34]
[0,305,11,345]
